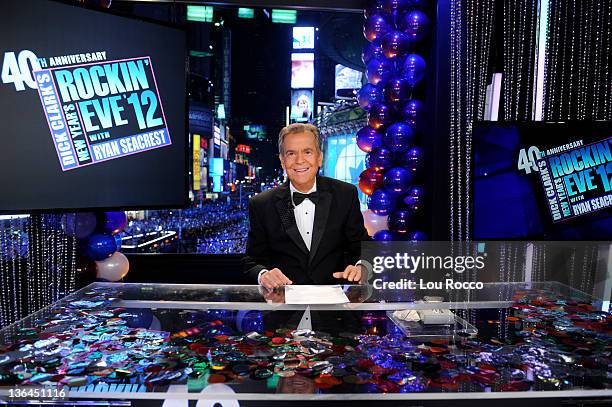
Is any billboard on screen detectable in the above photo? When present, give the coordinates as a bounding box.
[293,27,315,49]
[291,53,314,89]
[290,89,313,123]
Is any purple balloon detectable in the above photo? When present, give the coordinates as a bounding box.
[384,122,414,152]
[373,230,394,241]
[381,31,411,59]
[365,0,386,18]
[368,103,395,130]
[101,211,127,235]
[364,14,393,42]
[362,39,385,64]
[408,231,427,241]
[64,212,97,239]
[384,167,413,194]
[383,0,411,18]
[400,99,425,130]
[400,10,431,42]
[400,147,424,173]
[367,147,394,169]
[368,189,397,216]
[358,83,384,111]
[388,209,413,235]
[401,54,426,86]
[366,58,395,85]
[384,77,410,105]
[356,126,384,153]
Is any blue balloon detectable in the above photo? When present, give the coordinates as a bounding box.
[236,310,265,333]
[367,147,394,169]
[402,185,424,213]
[408,0,429,9]
[366,58,395,85]
[362,39,385,64]
[400,146,424,173]
[364,14,393,42]
[368,103,395,130]
[85,233,117,261]
[384,167,413,194]
[400,99,425,130]
[408,231,428,241]
[367,189,397,216]
[400,10,431,42]
[358,83,384,111]
[373,230,394,241]
[384,122,414,152]
[357,126,384,153]
[384,77,410,105]
[383,0,411,18]
[124,308,154,328]
[407,185,424,199]
[365,0,385,18]
[388,209,413,235]
[402,192,422,214]
[401,54,426,86]
[381,31,411,59]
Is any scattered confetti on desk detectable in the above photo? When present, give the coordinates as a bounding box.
[0,287,610,394]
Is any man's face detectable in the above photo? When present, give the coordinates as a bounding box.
[280,131,323,191]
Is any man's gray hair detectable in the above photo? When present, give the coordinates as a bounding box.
[278,123,321,155]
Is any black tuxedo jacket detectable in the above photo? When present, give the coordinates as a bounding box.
[243,176,371,284]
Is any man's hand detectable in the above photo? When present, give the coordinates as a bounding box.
[260,268,293,290]
[262,288,286,303]
[333,264,363,283]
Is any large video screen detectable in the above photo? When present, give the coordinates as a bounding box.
[472,122,612,239]
[291,53,314,89]
[0,0,187,212]
[292,27,315,49]
[335,64,363,98]
[290,89,313,122]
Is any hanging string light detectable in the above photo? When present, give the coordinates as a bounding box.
[0,215,77,329]
[449,0,495,241]
[544,0,612,121]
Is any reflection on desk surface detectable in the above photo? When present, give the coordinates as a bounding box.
[0,283,610,400]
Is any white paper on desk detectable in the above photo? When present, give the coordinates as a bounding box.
[284,285,350,304]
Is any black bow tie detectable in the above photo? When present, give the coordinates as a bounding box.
[292,191,319,206]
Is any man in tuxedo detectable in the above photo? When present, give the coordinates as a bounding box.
[243,123,371,289]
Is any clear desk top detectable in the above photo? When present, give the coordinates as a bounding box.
[87,281,597,310]
[0,282,609,401]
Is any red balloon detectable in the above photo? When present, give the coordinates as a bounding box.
[359,167,385,196]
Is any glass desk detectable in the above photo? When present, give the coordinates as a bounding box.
[0,282,610,404]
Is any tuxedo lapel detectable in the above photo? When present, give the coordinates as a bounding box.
[274,183,309,255]
[309,181,331,264]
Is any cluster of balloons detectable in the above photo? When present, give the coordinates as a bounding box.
[63,211,129,282]
[359,0,429,242]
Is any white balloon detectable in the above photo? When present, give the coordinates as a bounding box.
[362,209,388,236]
[95,251,129,282]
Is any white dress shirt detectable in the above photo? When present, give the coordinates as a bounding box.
[289,181,316,250]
